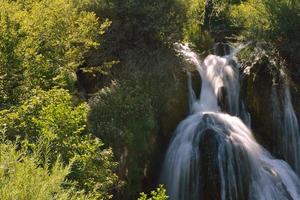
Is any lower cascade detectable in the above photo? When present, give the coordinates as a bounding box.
[272,82,300,175]
[160,44,300,200]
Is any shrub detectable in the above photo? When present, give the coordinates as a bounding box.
[88,76,158,198]
[138,185,168,200]
[0,131,99,200]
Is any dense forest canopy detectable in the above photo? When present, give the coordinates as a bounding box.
[0,0,299,199]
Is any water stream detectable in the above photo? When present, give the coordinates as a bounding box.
[161,44,300,200]
[271,76,300,175]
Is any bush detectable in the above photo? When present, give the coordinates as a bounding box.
[89,78,157,152]
[138,185,168,200]
[0,131,99,200]
[88,75,158,198]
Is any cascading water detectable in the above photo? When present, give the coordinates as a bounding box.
[161,44,300,200]
[271,74,300,175]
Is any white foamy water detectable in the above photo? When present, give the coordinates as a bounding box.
[161,44,300,200]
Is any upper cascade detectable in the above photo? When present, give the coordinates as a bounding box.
[176,43,250,124]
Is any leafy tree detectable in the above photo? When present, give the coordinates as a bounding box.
[76,0,208,58]
[0,89,120,199]
[0,0,110,107]
[229,0,300,44]
[229,0,300,80]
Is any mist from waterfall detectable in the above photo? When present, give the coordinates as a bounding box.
[160,44,300,200]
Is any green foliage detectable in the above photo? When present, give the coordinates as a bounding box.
[138,185,168,200]
[229,0,300,81]
[89,74,158,198]
[0,89,119,199]
[5,1,300,199]
[0,0,229,199]
[0,132,99,200]
[77,0,208,58]
[88,44,188,199]
[182,0,216,51]
[87,0,187,44]
[229,0,300,43]
[1,89,85,142]
[0,0,110,107]
[89,79,157,152]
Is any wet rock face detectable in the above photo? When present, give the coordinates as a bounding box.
[217,86,229,113]
[198,115,251,200]
[241,55,290,158]
[241,56,275,151]
[195,114,251,200]
[214,43,231,56]
[199,129,221,200]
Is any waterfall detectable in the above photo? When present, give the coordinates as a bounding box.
[161,44,300,200]
[271,76,300,175]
